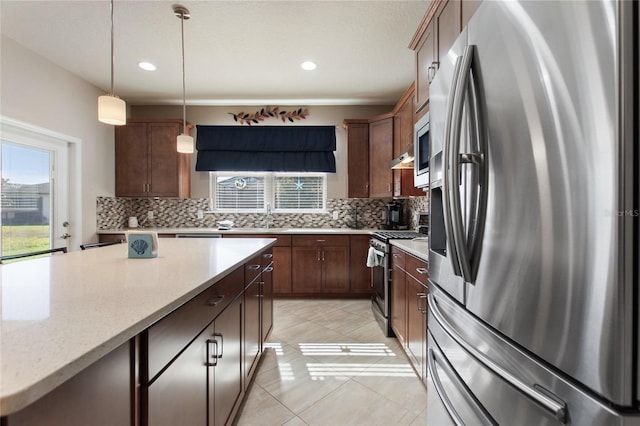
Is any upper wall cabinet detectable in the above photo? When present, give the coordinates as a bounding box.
[410,0,482,116]
[393,84,424,197]
[368,114,394,198]
[343,119,370,198]
[115,119,191,198]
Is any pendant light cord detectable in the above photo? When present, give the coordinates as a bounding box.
[109,0,115,96]
[180,12,187,134]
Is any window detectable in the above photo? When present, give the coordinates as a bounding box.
[211,172,326,213]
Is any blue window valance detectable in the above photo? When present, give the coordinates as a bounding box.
[195,125,336,173]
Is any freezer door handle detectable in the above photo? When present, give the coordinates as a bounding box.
[428,342,497,425]
[428,293,568,423]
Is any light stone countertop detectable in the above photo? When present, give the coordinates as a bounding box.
[390,238,429,261]
[0,238,276,416]
[98,227,377,235]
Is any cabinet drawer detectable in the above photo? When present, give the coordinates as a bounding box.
[391,246,406,271]
[292,235,349,247]
[406,253,428,285]
[146,267,244,381]
[225,234,291,247]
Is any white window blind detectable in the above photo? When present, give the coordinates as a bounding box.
[210,172,326,212]
[274,174,325,211]
[215,175,265,211]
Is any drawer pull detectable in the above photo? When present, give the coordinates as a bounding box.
[416,267,429,275]
[212,333,224,358]
[264,266,274,272]
[207,295,225,306]
[263,253,273,259]
[316,239,326,242]
[248,264,261,270]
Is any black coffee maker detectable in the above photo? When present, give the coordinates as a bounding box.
[384,201,404,229]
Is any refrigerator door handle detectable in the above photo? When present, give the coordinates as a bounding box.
[428,293,568,423]
[428,343,497,426]
[443,55,465,277]
[448,45,475,283]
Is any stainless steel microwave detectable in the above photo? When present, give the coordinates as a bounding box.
[413,112,429,188]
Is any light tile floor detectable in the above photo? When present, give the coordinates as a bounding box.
[236,299,428,426]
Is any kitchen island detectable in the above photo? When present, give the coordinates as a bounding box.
[0,237,276,425]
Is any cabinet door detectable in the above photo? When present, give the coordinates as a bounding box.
[147,331,208,426]
[415,20,435,112]
[390,265,407,346]
[211,297,243,426]
[244,277,261,384]
[349,235,372,294]
[272,246,292,295]
[346,122,370,198]
[148,123,182,197]
[321,246,350,293]
[261,256,274,343]
[291,246,323,293]
[436,0,462,69]
[369,117,393,198]
[462,0,483,28]
[406,275,427,378]
[115,122,149,197]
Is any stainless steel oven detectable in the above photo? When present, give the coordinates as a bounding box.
[370,231,425,337]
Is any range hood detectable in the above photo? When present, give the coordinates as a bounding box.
[389,147,414,169]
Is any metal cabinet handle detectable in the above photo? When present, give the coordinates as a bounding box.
[322,251,325,262]
[428,293,567,423]
[317,250,321,261]
[416,267,428,275]
[416,292,427,313]
[207,295,225,306]
[206,339,218,366]
[212,332,224,359]
[248,264,261,270]
[263,266,274,272]
[262,253,273,259]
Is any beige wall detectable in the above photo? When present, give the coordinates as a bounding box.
[1,35,116,246]
[131,105,392,199]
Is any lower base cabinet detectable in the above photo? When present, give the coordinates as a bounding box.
[390,246,429,384]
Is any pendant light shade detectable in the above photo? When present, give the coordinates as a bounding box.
[99,0,126,125]
[175,5,193,153]
[98,95,126,125]
[177,133,194,153]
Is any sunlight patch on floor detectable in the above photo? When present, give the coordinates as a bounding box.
[298,342,397,357]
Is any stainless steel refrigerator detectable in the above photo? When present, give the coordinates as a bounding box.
[427,0,638,424]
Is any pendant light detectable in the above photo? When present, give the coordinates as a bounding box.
[175,5,194,153]
[98,0,126,125]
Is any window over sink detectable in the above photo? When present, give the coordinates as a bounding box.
[210,172,327,213]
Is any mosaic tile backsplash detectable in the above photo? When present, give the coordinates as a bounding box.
[97,196,429,231]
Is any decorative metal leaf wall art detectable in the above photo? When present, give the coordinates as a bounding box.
[228,106,309,125]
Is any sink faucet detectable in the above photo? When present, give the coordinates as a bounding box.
[265,202,272,229]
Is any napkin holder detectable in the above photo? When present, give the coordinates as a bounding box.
[126,231,158,258]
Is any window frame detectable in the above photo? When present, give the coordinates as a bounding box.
[209,172,327,213]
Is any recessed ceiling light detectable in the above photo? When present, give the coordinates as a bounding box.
[301,61,317,71]
[138,61,156,71]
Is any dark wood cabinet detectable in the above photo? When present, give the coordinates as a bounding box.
[211,297,244,426]
[413,19,435,113]
[115,119,191,198]
[291,235,350,295]
[392,85,424,197]
[261,252,274,343]
[244,255,263,384]
[350,235,372,294]
[368,115,394,198]
[344,120,370,198]
[4,341,134,426]
[390,245,429,385]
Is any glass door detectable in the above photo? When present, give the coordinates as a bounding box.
[1,140,69,257]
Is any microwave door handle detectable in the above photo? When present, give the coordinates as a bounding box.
[443,55,464,277]
[449,45,474,283]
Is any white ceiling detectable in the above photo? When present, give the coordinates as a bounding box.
[0,0,431,106]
